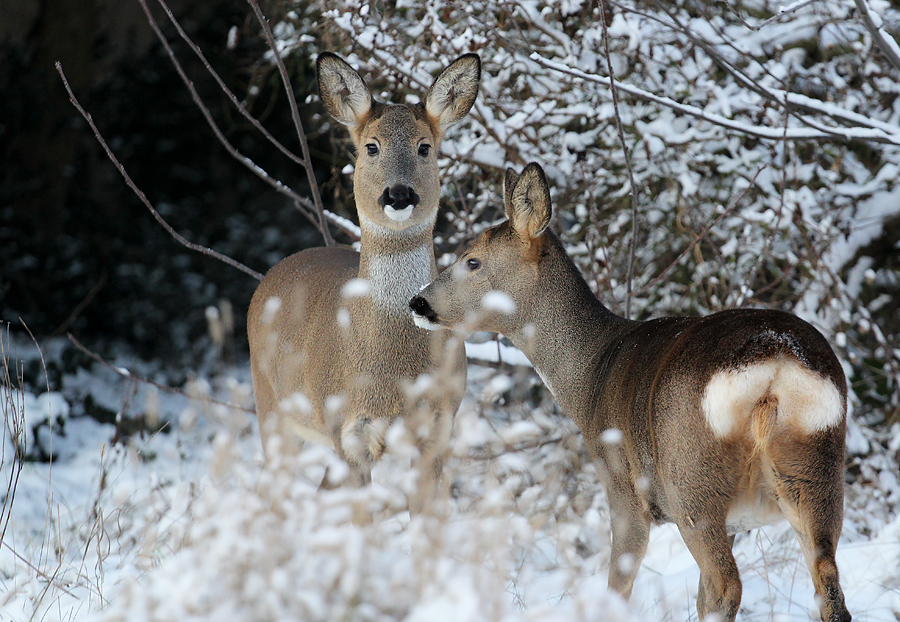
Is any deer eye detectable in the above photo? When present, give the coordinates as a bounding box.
[418,144,431,157]
[466,258,481,271]
[366,143,379,156]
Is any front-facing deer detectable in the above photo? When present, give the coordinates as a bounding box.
[410,163,851,622]
[247,53,479,502]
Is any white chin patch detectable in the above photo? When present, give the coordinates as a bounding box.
[412,314,442,331]
[384,205,414,222]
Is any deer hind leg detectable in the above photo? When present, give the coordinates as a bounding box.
[676,516,742,622]
[605,479,651,598]
[665,456,744,621]
[768,435,850,622]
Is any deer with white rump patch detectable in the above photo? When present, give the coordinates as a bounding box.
[247,53,479,500]
[410,163,851,622]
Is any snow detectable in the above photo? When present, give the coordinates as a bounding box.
[1,330,898,621]
[6,0,900,619]
[482,291,517,315]
[341,277,372,299]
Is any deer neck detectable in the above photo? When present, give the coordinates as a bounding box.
[509,240,631,414]
[357,214,438,319]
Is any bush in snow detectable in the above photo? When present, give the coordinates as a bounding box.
[93,430,637,622]
[266,0,900,435]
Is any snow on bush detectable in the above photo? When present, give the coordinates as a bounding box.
[91,436,634,622]
[272,0,900,430]
[3,3,900,621]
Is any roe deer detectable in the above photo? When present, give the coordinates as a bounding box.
[410,163,850,622]
[247,53,479,500]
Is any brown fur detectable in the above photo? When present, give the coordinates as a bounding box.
[247,53,480,507]
[412,163,851,621]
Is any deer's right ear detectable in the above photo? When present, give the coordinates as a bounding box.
[317,52,373,128]
[508,163,552,240]
[503,167,519,217]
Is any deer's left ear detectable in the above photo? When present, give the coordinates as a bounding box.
[508,162,552,240]
[424,53,481,134]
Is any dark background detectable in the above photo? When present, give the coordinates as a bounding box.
[0,0,341,368]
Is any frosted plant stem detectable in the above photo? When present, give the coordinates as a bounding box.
[599,0,640,319]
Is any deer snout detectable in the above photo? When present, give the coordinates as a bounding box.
[379,185,420,210]
[409,295,435,320]
[409,295,441,330]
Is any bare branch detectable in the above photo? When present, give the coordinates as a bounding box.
[135,0,334,241]
[648,1,900,134]
[247,0,334,246]
[634,166,766,297]
[67,334,256,415]
[56,62,265,281]
[599,0,640,320]
[152,0,305,168]
[50,268,108,337]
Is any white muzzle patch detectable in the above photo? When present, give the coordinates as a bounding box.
[412,314,442,331]
[384,204,414,222]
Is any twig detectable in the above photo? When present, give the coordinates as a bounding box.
[56,62,265,281]
[0,540,80,599]
[50,268,107,337]
[66,334,256,415]
[729,0,818,30]
[467,433,574,462]
[599,0,640,320]
[247,0,334,247]
[634,166,766,296]
[136,0,338,243]
[0,325,25,547]
[152,0,305,168]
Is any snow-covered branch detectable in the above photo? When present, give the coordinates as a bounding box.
[530,54,900,147]
[854,0,900,72]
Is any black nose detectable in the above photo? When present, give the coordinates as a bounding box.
[409,295,437,322]
[379,185,420,210]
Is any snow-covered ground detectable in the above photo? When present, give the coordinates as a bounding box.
[1,334,898,621]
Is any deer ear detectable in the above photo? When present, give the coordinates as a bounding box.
[508,163,552,240]
[424,53,481,134]
[317,52,373,128]
[503,167,520,219]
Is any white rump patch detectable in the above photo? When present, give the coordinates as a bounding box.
[384,204,414,222]
[702,358,844,438]
[482,290,517,314]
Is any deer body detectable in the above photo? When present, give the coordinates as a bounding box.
[247,53,479,493]
[410,163,850,622]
